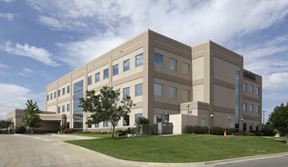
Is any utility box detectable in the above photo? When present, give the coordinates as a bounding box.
[156,122,173,135]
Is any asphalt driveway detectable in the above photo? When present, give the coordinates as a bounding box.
[0,134,142,167]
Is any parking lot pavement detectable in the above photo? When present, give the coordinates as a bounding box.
[0,134,287,167]
[0,134,143,167]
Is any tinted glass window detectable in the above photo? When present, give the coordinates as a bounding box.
[103,68,109,79]
[123,59,130,72]
[95,72,100,82]
[135,83,143,96]
[154,83,163,96]
[154,53,163,67]
[135,53,143,67]
[113,64,119,76]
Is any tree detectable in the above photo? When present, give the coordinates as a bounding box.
[269,103,288,144]
[22,100,41,134]
[0,119,13,134]
[80,86,134,137]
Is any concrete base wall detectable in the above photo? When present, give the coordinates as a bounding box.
[169,114,198,134]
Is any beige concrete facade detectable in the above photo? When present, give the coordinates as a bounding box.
[45,30,262,132]
[6,109,64,132]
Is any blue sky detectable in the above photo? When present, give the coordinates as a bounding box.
[0,0,287,121]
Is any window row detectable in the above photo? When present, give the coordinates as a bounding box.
[57,103,70,113]
[243,103,260,113]
[154,83,190,101]
[47,85,70,101]
[87,113,142,128]
[243,82,260,96]
[154,52,191,74]
[88,53,143,86]
[122,83,143,98]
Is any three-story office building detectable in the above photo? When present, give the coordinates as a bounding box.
[45,30,262,132]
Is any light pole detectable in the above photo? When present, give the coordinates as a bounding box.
[228,117,231,128]
[208,114,214,135]
[240,118,244,132]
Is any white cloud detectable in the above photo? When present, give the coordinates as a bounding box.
[0,83,44,119]
[26,0,288,66]
[0,12,14,21]
[238,35,288,62]
[0,41,59,67]
[57,34,125,66]
[39,15,87,31]
[0,63,8,69]
[18,68,33,76]
[263,72,288,91]
[0,0,14,2]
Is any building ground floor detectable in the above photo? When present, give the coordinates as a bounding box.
[6,100,261,134]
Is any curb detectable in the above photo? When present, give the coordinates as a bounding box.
[204,152,288,166]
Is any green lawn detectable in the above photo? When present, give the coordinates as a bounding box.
[66,135,288,163]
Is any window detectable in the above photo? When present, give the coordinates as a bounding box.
[182,90,190,101]
[248,104,253,112]
[168,86,177,98]
[103,121,108,127]
[67,85,70,94]
[103,68,109,80]
[123,59,130,72]
[123,87,130,98]
[135,113,143,124]
[154,83,163,96]
[67,104,70,112]
[248,84,253,93]
[58,90,61,97]
[154,53,163,67]
[88,123,92,128]
[62,105,65,113]
[57,106,60,113]
[135,83,143,96]
[168,58,177,71]
[255,105,259,113]
[123,115,130,126]
[135,53,143,67]
[46,95,49,101]
[62,87,65,95]
[243,83,247,92]
[95,72,100,82]
[113,64,119,76]
[95,123,99,128]
[183,63,190,74]
[88,76,92,85]
[54,91,56,98]
[243,103,247,112]
[255,87,259,96]
[50,93,53,100]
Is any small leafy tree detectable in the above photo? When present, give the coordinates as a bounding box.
[269,103,288,144]
[22,100,41,134]
[80,86,134,138]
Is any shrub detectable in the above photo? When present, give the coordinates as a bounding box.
[184,126,208,134]
[64,128,74,134]
[262,124,276,136]
[16,126,26,134]
[211,127,225,135]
